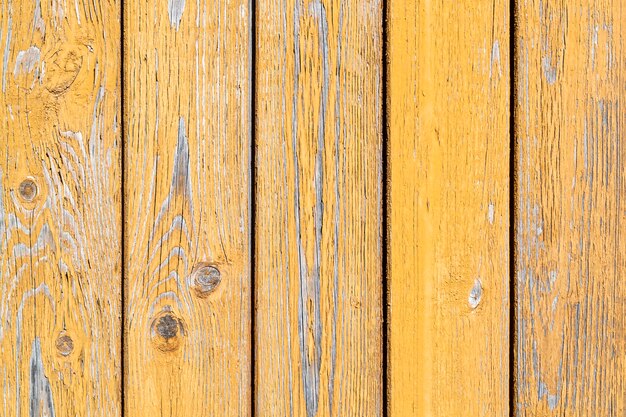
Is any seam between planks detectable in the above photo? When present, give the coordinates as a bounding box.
[120,0,126,414]
[382,0,390,416]
[509,0,516,416]
[250,0,257,415]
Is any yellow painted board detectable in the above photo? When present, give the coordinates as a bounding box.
[123,0,251,415]
[255,0,383,415]
[0,0,121,415]
[388,1,511,415]
[514,1,625,415]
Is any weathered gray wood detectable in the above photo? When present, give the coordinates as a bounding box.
[255,0,384,415]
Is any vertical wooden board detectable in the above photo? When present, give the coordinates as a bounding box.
[124,0,250,415]
[515,1,625,415]
[255,0,383,416]
[388,1,510,415]
[0,0,121,416]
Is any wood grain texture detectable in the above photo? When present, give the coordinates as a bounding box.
[124,0,250,415]
[388,1,510,415]
[515,1,625,415]
[255,1,383,416]
[0,0,121,416]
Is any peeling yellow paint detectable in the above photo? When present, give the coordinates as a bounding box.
[0,0,121,415]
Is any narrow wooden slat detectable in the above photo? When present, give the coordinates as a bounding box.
[0,0,121,416]
[255,0,383,415]
[515,1,625,415]
[388,1,510,415]
[124,0,250,415]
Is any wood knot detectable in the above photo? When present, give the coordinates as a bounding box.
[55,334,74,356]
[156,315,179,339]
[45,47,83,95]
[191,263,221,297]
[468,278,483,309]
[18,178,38,202]
[150,310,185,353]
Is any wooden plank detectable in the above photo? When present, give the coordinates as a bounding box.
[388,1,510,415]
[515,1,625,415]
[0,0,121,416]
[255,0,383,415]
[123,0,250,415]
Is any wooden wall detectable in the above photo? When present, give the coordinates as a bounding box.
[0,0,623,416]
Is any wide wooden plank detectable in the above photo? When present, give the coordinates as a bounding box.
[515,1,625,415]
[255,0,383,415]
[388,1,510,415]
[0,0,121,416]
[124,0,251,415]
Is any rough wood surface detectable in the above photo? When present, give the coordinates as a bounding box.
[255,1,383,415]
[515,1,625,415]
[0,0,121,416]
[124,0,251,415]
[388,1,511,415]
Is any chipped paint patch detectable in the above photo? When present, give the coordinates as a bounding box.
[2,1,13,92]
[29,338,56,417]
[0,169,5,269]
[538,380,559,410]
[168,0,186,30]
[33,0,46,34]
[60,130,83,142]
[51,0,66,28]
[468,279,483,309]
[541,56,557,85]
[13,47,41,76]
[490,40,501,79]
[548,270,557,287]
[171,117,191,194]
[73,0,81,24]
[488,202,495,224]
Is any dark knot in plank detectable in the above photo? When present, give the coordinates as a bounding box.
[150,309,185,353]
[156,315,179,339]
